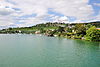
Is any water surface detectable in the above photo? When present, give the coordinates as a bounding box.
[0,34,100,67]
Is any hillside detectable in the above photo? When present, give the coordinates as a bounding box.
[0,22,100,33]
[0,22,100,41]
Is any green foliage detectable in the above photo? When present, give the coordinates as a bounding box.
[57,26,65,33]
[0,22,100,42]
[85,24,92,30]
[85,26,100,41]
[74,24,86,35]
[64,27,72,33]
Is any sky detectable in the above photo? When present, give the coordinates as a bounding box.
[0,0,100,29]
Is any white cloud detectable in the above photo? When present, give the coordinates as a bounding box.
[0,15,14,26]
[16,17,45,27]
[0,0,15,7]
[87,11,100,22]
[51,16,69,23]
[70,20,85,23]
[0,0,21,27]
[93,3,100,6]
[0,6,15,15]
[11,0,93,19]
[89,11,100,22]
[0,0,95,28]
[0,5,15,26]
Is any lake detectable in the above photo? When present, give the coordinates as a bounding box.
[0,34,100,67]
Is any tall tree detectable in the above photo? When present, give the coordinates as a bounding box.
[74,24,86,35]
[85,26,100,41]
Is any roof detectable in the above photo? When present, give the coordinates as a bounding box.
[96,28,100,30]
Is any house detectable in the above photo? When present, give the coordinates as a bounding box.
[35,31,41,34]
[18,30,21,33]
[96,28,100,30]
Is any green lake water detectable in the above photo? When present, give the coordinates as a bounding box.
[0,34,100,67]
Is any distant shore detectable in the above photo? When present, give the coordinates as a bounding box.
[0,22,100,42]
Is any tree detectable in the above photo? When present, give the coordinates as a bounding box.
[74,24,86,36]
[85,24,92,30]
[57,26,65,33]
[85,26,100,41]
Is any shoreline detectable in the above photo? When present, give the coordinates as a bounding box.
[0,33,100,42]
[0,22,100,42]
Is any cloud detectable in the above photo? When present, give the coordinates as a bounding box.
[16,17,46,27]
[87,11,100,22]
[0,0,16,16]
[0,0,21,28]
[0,0,96,28]
[0,5,15,27]
[0,15,14,26]
[11,0,93,20]
[51,16,69,23]
[0,6,15,15]
[93,3,100,6]
[95,11,100,20]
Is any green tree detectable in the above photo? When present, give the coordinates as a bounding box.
[57,26,65,33]
[85,24,92,30]
[74,24,86,36]
[85,26,100,41]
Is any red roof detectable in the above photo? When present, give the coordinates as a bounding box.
[96,28,100,30]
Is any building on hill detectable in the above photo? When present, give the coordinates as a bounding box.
[35,31,41,34]
[96,28,100,30]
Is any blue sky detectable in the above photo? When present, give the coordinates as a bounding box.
[0,0,100,28]
[89,0,100,15]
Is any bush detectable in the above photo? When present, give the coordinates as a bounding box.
[85,26,100,41]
